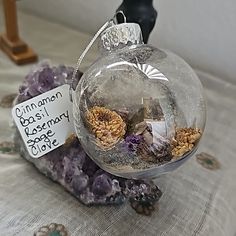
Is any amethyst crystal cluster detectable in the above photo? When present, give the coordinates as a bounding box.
[18,61,82,103]
[14,62,162,215]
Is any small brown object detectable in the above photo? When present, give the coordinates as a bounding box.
[86,106,126,148]
[134,121,148,135]
[0,93,17,108]
[130,200,156,216]
[0,141,16,154]
[0,0,37,65]
[171,127,202,158]
[64,133,77,148]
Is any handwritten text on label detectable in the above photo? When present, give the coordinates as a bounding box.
[12,85,75,158]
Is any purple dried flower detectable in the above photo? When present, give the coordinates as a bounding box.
[124,134,143,152]
[125,134,143,144]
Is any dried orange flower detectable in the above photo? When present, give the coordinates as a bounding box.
[86,106,126,148]
[171,127,202,158]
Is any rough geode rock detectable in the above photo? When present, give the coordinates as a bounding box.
[13,62,162,215]
[14,131,162,214]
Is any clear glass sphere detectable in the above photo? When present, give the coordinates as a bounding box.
[73,25,206,179]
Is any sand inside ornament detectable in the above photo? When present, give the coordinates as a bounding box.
[83,96,202,171]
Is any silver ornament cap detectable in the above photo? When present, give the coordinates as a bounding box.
[100,23,143,51]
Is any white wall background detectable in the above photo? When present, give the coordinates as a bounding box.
[18,0,236,84]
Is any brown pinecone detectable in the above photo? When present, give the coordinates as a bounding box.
[86,106,126,148]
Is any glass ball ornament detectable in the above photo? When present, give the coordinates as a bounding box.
[73,23,206,179]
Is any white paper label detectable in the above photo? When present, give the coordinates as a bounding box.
[12,85,75,158]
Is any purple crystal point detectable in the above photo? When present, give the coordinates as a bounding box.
[92,174,113,196]
[38,67,55,93]
[82,156,100,177]
[123,179,162,215]
[72,173,89,194]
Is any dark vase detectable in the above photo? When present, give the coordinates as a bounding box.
[116,0,157,43]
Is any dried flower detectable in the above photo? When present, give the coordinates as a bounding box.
[86,106,126,148]
[114,108,129,123]
[171,127,202,158]
[124,134,143,153]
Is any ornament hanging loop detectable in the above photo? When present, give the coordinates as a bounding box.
[70,11,127,101]
[70,20,111,93]
[114,10,127,24]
